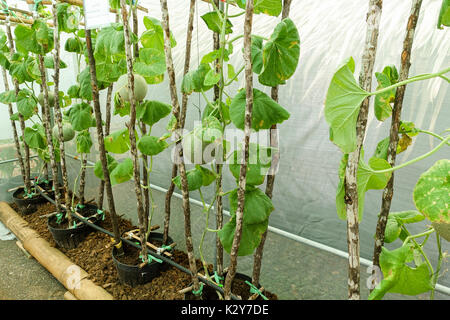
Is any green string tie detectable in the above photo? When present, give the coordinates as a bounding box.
[214,272,223,287]
[139,254,163,264]
[245,280,268,300]
[97,209,105,221]
[71,221,77,229]
[56,213,63,224]
[160,245,172,251]
[192,283,204,297]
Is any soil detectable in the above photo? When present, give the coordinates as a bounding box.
[10,201,278,300]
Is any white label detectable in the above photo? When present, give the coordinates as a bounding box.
[83,0,115,30]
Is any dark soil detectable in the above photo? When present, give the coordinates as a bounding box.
[10,201,278,300]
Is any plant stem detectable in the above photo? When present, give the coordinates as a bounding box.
[431,234,443,300]
[371,135,449,174]
[417,129,450,146]
[371,67,450,97]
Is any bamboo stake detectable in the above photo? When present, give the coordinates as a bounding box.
[51,0,72,219]
[25,0,148,13]
[84,22,123,255]
[252,0,292,287]
[4,14,32,194]
[124,231,174,258]
[120,0,148,264]
[159,0,201,297]
[371,0,423,288]
[163,0,196,245]
[223,0,254,300]
[344,0,383,300]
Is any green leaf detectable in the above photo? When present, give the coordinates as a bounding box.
[69,102,93,131]
[218,187,274,256]
[324,57,370,153]
[94,24,126,61]
[0,52,10,70]
[65,37,84,53]
[104,128,131,154]
[201,11,233,34]
[0,90,17,104]
[437,0,450,29]
[413,159,449,223]
[78,68,93,100]
[9,59,34,84]
[173,168,204,191]
[369,245,433,300]
[110,158,134,186]
[197,116,223,143]
[229,143,272,186]
[94,154,118,180]
[236,0,282,16]
[230,88,290,131]
[140,16,176,52]
[134,48,166,82]
[373,137,390,160]
[196,165,217,187]
[136,100,172,126]
[337,154,392,221]
[258,18,300,87]
[251,36,264,74]
[137,135,168,156]
[399,121,419,137]
[24,124,46,149]
[181,64,214,94]
[204,69,221,86]
[44,56,67,69]
[16,90,38,120]
[390,210,425,224]
[374,72,395,121]
[76,130,93,154]
[67,84,81,99]
[202,101,230,125]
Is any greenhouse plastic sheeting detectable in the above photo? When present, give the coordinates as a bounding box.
[0,0,449,292]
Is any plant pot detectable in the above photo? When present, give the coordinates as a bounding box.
[112,242,161,287]
[12,187,46,215]
[47,214,89,249]
[74,203,101,229]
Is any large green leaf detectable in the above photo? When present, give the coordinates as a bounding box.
[134,48,166,83]
[229,143,272,186]
[136,100,172,127]
[251,36,264,74]
[374,65,398,122]
[9,59,35,84]
[236,0,282,16]
[324,57,370,153]
[94,24,126,61]
[369,245,433,300]
[137,135,168,156]
[104,128,130,154]
[172,167,204,191]
[413,159,449,223]
[140,16,176,52]
[94,154,118,180]
[258,18,300,87]
[230,88,290,131]
[336,154,392,221]
[201,11,233,34]
[384,211,425,244]
[438,0,450,29]
[181,64,214,94]
[218,187,274,256]
[65,37,84,53]
[68,102,93,131]
[76,130,93,154]
[24,124,46,149]
[110,158,134,186]
[0,90,16,104]
[16,94,37,120]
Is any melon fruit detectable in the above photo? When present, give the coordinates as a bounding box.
[116,74,148,102]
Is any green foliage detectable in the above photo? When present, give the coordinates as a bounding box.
[24,123,46,149]
[136,100,172,126]
[94,154,118,180]
[182,64,215,94]
[437,0,450,29]
[369,244,433,300]
[324,57,370,153]
[14,20,54,55]
[172,165,216,191]
[104,128,131,154]
[336,153,392,221]
[258,18,300,87]
[374,65,398,122]
[110,158,134,186]
[229,143,272,186]
[140,16,176,53]
[134,48,166,84]
[218,186,274,256]
[57,3,81,33]
[68,102,94,131]
[230,88,290,131]
[137,135,169,156]
[76,130,93,154]
[16,90,38,120]
[65,37,84,54]
[251,36,264,74]
[201,12,233,34]
[236,0,282,16]
[384,211,425,243]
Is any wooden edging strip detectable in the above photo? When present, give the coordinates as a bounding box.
[0,201,113,300]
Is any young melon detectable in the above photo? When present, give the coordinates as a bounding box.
[116,74,148,102]
[38,91,55,108]
[52,122,75,142]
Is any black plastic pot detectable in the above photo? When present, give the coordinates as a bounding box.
[112,244,161,287]
[12,187,46,215]
[47,214,89,249]
[75,203,101,229]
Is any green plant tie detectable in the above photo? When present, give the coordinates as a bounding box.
[245,280,268,300]
[97,209,105,221]
[192,283,204,297]
[56,213,63,224]
[160,245,172,251]
[25,192,34,199]
[76,203,85,210]
[214,272,223,287]
[71,221,77,229]
[139,254,163,264]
